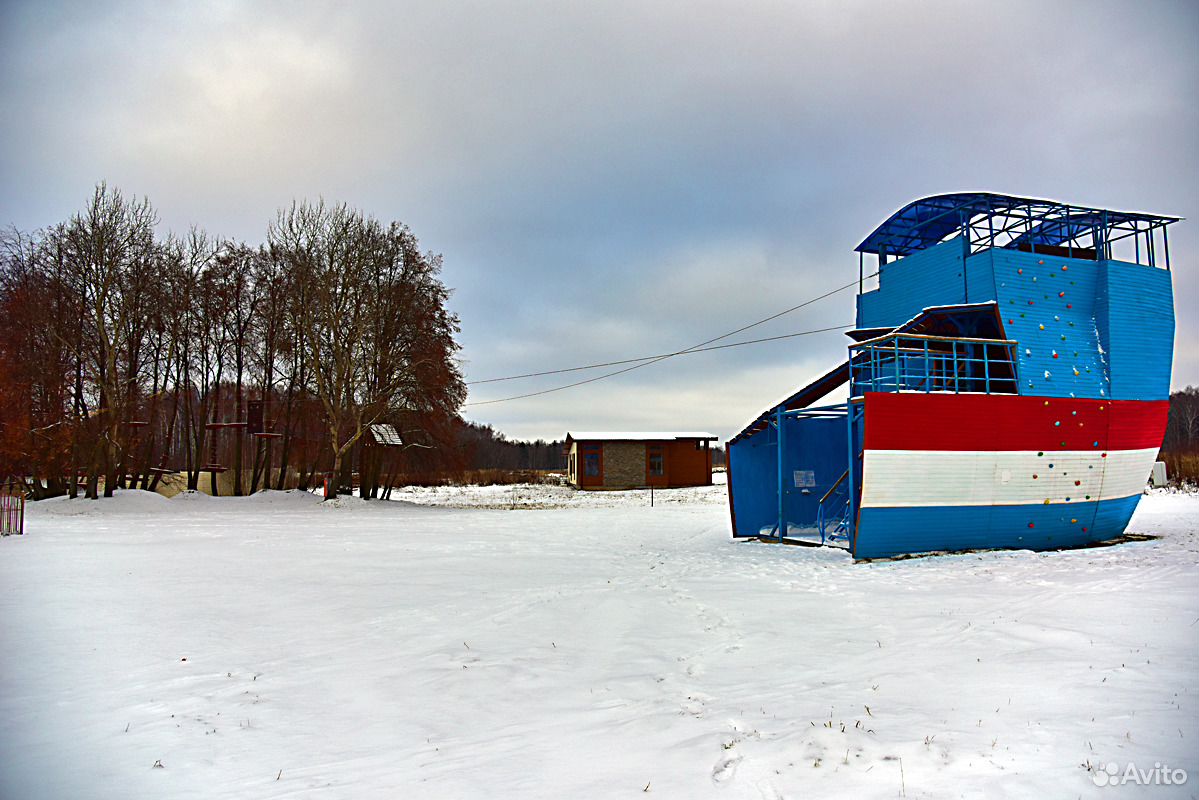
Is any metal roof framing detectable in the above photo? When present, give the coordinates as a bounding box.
[855,193,1179,264]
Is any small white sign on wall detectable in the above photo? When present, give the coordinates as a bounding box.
[793,470,815,488]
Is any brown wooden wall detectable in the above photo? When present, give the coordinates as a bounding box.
[653,439,713,488]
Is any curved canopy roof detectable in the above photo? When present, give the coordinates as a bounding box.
[855,192,1179,258]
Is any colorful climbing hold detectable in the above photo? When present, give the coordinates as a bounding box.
[1028,522,1035,528]
[1058,292,1065,297]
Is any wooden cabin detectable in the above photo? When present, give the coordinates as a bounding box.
[564,432,717,489]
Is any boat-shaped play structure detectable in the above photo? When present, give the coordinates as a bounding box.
[727,193,1177,558]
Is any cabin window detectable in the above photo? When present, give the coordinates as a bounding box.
[648,450,664,477]
[584,453,600,477]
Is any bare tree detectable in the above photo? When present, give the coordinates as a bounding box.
[59,184,157,497]
[269,201,464,497]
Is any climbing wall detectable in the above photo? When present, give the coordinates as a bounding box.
[991,249,1110,400]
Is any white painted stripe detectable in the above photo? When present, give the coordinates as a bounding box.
[860,447,1158,508]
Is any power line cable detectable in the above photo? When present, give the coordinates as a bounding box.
[463,272,875,407]
[467,325,849,385]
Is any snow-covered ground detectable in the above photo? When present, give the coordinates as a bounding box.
[1,486,1196,799]
[387,472,728,509]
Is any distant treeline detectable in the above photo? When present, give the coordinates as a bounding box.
[1162,386,1199,484]
[0,184,464,499]
[458,421,564,471]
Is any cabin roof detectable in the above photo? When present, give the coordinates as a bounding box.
[856,192,1179,258]
[369,423,403,446]
[566,431,717,443]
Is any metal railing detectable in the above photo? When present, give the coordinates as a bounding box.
[815,469,850,545]
[849,333,1018,396]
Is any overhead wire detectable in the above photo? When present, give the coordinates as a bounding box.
[467,325,849,385]
[462,271,877,407]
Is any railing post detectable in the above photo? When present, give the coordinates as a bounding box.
[923,339,930,392]
[846,403,858,554]
[894,337,900,392]
[952,341,959,393]
[776,406,785,543]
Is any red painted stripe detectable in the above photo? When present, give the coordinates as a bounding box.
[862,394,1168,452]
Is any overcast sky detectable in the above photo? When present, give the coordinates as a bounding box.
[2,0,1196,441]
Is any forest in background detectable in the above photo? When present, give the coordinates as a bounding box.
[0,184,464,499]
[1162,386,1199,484]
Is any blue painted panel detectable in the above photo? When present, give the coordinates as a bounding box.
[728,414,847,537]
[1098,262,1174,401]
[857,239,968,329]
[853,495,1142,559]
[782,415,848,530]
[855,244,1172,403]
[964,249,997,303]
[990,249,1109,399]
[728,425,778,537]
